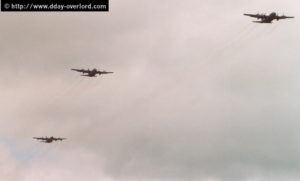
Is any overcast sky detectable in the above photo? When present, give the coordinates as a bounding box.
[1,0,300,180]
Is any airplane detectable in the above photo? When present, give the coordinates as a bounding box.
[71,68,113,77]
[244,12,294,23]
[33,136,66,143]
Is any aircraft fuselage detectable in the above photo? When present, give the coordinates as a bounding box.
[264,12,277,23]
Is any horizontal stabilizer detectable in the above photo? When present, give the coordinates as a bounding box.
[252,21,271,23]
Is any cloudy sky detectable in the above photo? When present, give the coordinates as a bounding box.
[1,0,300,180]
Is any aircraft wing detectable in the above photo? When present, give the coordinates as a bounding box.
[244,13,265,19]
[33,137,45,140]
[97,71,113,75]
[71,69,89,73]
[276,15,294,20]
[53,138,66,141]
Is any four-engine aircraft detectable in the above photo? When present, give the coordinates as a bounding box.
[244,12,294,23]
[71,68,113,77]
[33,136,66,143]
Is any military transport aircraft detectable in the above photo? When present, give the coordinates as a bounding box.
[244,12,294,23]
[33,136,66,143]
[71,68,113,77]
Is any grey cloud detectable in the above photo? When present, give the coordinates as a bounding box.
[1,0,300,180]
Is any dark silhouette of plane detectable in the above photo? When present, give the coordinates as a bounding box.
[33,136,66,143]
[71,68,113,77]
[244,12,294,23]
